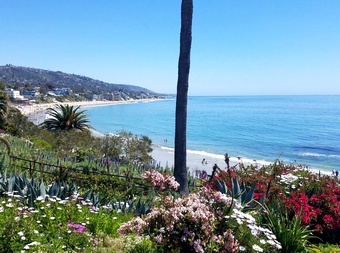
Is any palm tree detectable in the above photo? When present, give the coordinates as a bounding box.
[40,104,91,131]
[174,0,193,195]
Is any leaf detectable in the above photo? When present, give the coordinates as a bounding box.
[243,183,256,204]
[48,181,60,197]
[27,182,37,207]
[84,189,93,201]
[216,179,226,194]
[233,177,241,202]
[39,179,46,200]
[8,173,15,192]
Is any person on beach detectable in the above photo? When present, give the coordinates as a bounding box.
[336,170,339,177]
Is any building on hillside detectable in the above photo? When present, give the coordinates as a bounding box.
[104,93,115,101]
[23,90,40,99]
[92,94,104,101]
[3,88,24,100]
[52,88,72,96]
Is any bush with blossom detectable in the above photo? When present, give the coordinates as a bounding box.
[119,170,281,253]
[283,177,340,243]
[207,162,340,245]
[141,169,180,191]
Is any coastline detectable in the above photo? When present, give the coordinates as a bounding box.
[13,99,335,177]
[13,99,230,174]
[12,99,159,125]
[151,144,333,177]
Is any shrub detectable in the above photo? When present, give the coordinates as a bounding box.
[119,170,281,253]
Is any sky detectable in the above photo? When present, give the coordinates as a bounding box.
[1,1,340,96]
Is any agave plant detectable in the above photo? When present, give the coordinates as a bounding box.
[216,176,256,210]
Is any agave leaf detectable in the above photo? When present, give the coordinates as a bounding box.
[141,203,150,215]
[233,178,241,202]
[16,184,25,197]
[0,182,6,192]
[128,200,134,212]
[223,181,229,195]
[240,180,246,193]
[136,198,142,211]
[216,179,226,194]
[243,183,256,204]
[14,175,21,192]
[27,182,37,206]
[84,189,93,201]
[48,181,60,197]
[92,193,100,207]
[39,179,46,200]
[31,177,37,189]
[8,173,16,192]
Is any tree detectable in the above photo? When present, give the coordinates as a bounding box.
[0,81,6,90]
[0,91,9,129]
[40,104,91,131]
[120,131,153,164]
[174,0,193,195]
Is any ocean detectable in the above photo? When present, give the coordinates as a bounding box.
[85,96,340,174]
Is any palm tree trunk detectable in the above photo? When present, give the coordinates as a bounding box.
[174,0,193,196]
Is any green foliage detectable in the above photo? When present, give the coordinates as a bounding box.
[119,131,153,164]
[95,133,123,158]
[0,91,9,129]
[40,104,91,131]
[74,147,96,162]
[28,137,52,151]
[3,107,46,137]
[308,243,340,253]
[262,204,318,253]
[0,195,133,252]
[0,136,11,155]
[0,81,6,90]
[125,237,165,253]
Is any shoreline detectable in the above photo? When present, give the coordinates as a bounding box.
[13,99,335,177]
[150,144,333,177]
[12,99,159,125]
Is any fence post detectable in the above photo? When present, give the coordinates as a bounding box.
[39,162,44,179]
[29,161,32,178]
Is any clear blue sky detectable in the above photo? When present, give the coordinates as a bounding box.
[1,1,340,96]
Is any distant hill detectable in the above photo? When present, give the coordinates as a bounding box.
[0,65,158,96]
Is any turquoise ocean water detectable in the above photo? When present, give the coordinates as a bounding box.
[86,96,340,173]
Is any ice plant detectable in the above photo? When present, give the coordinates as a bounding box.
[67,222,87,233]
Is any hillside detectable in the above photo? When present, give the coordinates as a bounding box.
[0,64,159,96]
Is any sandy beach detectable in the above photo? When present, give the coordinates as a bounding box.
[13,99,158,125]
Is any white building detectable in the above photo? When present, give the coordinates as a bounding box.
[4,88,24,100]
